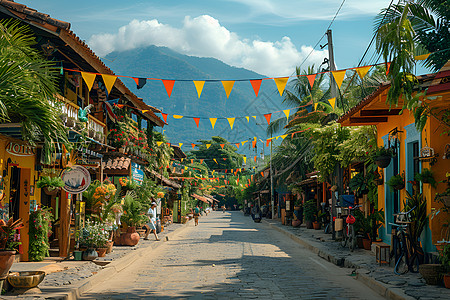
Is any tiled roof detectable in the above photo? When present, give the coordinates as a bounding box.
[102,157,131,171]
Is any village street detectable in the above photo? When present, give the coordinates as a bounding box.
[80,211,385,299]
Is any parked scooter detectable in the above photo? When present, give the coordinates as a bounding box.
[251,205,262,223]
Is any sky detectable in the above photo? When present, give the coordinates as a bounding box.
[18,0,401,77]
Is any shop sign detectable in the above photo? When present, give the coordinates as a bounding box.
[6,142,35,157]
[131,163,144,185]
[61,165,91,194]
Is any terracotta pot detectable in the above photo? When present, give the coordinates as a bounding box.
[82,249,98,261]
[419,264,444,285]
[118,226,140,246]
[375,156,391,168]
[96,248,107,258]
[444,274,450,289]
[0,251,16,280]
[313,221,321,230]
[356,236,364,249]
[362,238,372,250]
[106,240,113,254]
[305,220,313,229]
[292,219,302,228]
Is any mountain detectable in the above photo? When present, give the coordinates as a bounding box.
[104,46,288,158]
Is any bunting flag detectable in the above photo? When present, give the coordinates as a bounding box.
[250,79,262,97]
[221,81,235,98]
[261,171,264,177]
[81,72,96,92]
[161,113,168,123]
[133,77,147,89]
[193,81,205,98]
[241,141,247,146]
[193,117,200,128]
[264,113,272,125]
[252,140,256,148]
[254,156,257,162]
[213,158,218,164]
[191,159,194,164]
[200,159,204,164]
[245,116,250,122]
[266,139,272,147]
[227,118,235,130]
[223,158,227,160]
[251,175,253,181]
[252,116,257,120]
[283,109,290,121]
[332,70,346,89]
[386,62,391,76]
[156,141,163,146]
[328,97,336,108]
[101,74,117,94]
[178,143,183,147]
[173,115,184,119]
[191,143,196,149]
[235,143,240,149]
[306,74,316,89]
[236,177,239,184]
[210,118,217,129]
[274,77,289,96]
[248,179,251,184]
[181,158,184,162]
[159,79,175,98]
[355,66,371,80]
[206,144,211,149]
[220,144,225,149]
[314,103,319,110]
[243,156,246,164]
[281,134,287,139]
[415,53,430,60]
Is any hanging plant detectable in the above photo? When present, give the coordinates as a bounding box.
[414,168,437,188]
[36,176,65,195]
[28,207,54,261]
[387,174,405,191]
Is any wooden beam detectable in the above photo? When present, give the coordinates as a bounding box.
[360,109,401,116]
[350,116,388,124]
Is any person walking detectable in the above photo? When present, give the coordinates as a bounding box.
[144,202,160,241]
[194,205,200,226]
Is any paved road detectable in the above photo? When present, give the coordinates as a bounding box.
[81,211,385,299]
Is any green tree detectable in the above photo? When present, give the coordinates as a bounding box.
[190,136,243,170]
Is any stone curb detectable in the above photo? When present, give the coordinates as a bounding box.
[1,220,192,300]
[262,219,414,300]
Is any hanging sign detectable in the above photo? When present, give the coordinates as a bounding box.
[6,142,35,157]
[131,163,144,185]
[61,165,91,194]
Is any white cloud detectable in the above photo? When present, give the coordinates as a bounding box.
[88,15,327,77]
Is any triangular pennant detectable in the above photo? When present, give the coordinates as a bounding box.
[235,143,240,149]
[254,156,257,162]
[133,77,147,89]
[266,139,272,147]
[142,110,149,113]
[251,175,253,181]
[415,53,430,60]
[161,113,168,123]
[261,172,264,177]
[328,97,336,108]
[191,143,196,149]
[213,159,218,164]
[221,81,235,98]
[386,62,391,76]
[156,141,163,146]
[220,144,225,149]
[173,115,184,119]
[245,116,250,122]
[314,103,319,110]
[243,156,246,164]
[210,118,217,129]
[162,80,175,97]
[281,134,288,140]
[252,140,256,148]
[264,113,272,125]
[250,79,262,97]
[273,77,289,96]
[206,144,211,149]
[193,117,200,128]
[306,74,316,89]
[181,158,184,162]
[223,158,227,160]
[81,72,96,92]
[283,109,290,121]
[331,70,346,89]
[200,159,204,164]
[101,74,117,94]
[227,118,235,130]
[178,143,183,147]
[193,81,205,98]
[167,143,171,146]
[355,66,371,80]
[191,159,194,164]
[241,141,247,146]
[252,116,257,120]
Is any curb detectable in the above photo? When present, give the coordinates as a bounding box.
[1,221,192,300]
[262,220,414,300]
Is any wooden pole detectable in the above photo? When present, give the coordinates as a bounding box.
[59,192,70,257]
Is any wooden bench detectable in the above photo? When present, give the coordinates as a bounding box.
[374,242,390,265]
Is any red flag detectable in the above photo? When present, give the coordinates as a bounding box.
[264,113,272,125]
[306,74,316,89]
[266,139,271,147]
[193,117,200,128]
[250,79,262,97]
[162,80,175,97]
[161,113,168,123]
[223,158,227,160]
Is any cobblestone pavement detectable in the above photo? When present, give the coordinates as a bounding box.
[81,211,385,299]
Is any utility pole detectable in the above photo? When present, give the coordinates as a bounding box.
[270,134,274,219]
[326,29,337,98]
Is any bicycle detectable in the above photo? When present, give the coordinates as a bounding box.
[322,204,332,234]
[390,207,424,275]
[340,205,362,252]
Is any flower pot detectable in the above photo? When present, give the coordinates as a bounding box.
[0,251,16,280]
[7,271,45,288]
[357,236,364,249]
[305,220,313,229]
[106,240,113,254]
[394,184,405,190]
[419,264,444,285]
[313,221,321,230]
[73,250,83,261]
[375,156,391,168]
[362,238,372,250]
[96,248,107,258]
[82,249,98,261]
[444,274,450,289]
[292,219,302,228]
[116,226,140,246]
[43,186,61,196]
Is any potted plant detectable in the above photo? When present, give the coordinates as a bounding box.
[0,218,24,279]
[304,199,316,229]
[78,221,109,260]
[28,207,54,261]
[349,172,369,197]
[387,174,405,191]
[292,198,303,228]
[371,146,394,168]
[36,176,65,196]
[415,168,437,188]
[66,116,76,127]
[354,209,385,249]
[117,192,148,246]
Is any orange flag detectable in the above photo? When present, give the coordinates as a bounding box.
[254,156,257,162]
[191,143,196,149]
[191,159,194,164]
[223,158,227,160]
[266,139,272,147]
[161,113,168,123]
[221,81,235,98]
[274,77,289,96]
[235,143,240,149]
[200,159,204,164]
[251,175,253,181]
[306,74,316,89]
[193,117,200,128]
[264,113,272,125]
[250,79,262,97]
[252,140,256,148]
[220,144,225,149]
[81,72,96,92]
[261,171,264,177]
[386,62,391,76]
[162,80,175,97]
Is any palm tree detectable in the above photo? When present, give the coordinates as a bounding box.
[0,20,68,162]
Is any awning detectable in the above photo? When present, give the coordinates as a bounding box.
[147,169,182,189]
[192,193,209,203]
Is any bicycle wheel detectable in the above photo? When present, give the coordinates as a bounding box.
[340,224,348,248]
[348,226,355,252]
[394,252,408,275]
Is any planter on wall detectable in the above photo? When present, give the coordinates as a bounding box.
[374,156,391,168]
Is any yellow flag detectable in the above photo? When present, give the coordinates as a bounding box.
[173,115,184,119]
[252,116,257,120]
[221,81,235,98]
[283,109,290,121]
[178,143,183,147]
[142,110,149,113]
[209,118,217,129]
[156,141,163,146]
[355,66,371,80]
[243,156,246,164]
[328,97,336,108]
[274,77,289,96]
[281,134,288,139]
[206,144,211,149]
[332,70,346,89]
[181,158,184,162]
[193,81,205,98]
[101,74,117,94]
[184,166,188,170]
[415,53,430,60]
[213,158,218,164]
[241,141,247,146]
[245,116,250,122]
[227,118,235,130]
[314,103,319,110]
[81,72,96,92]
